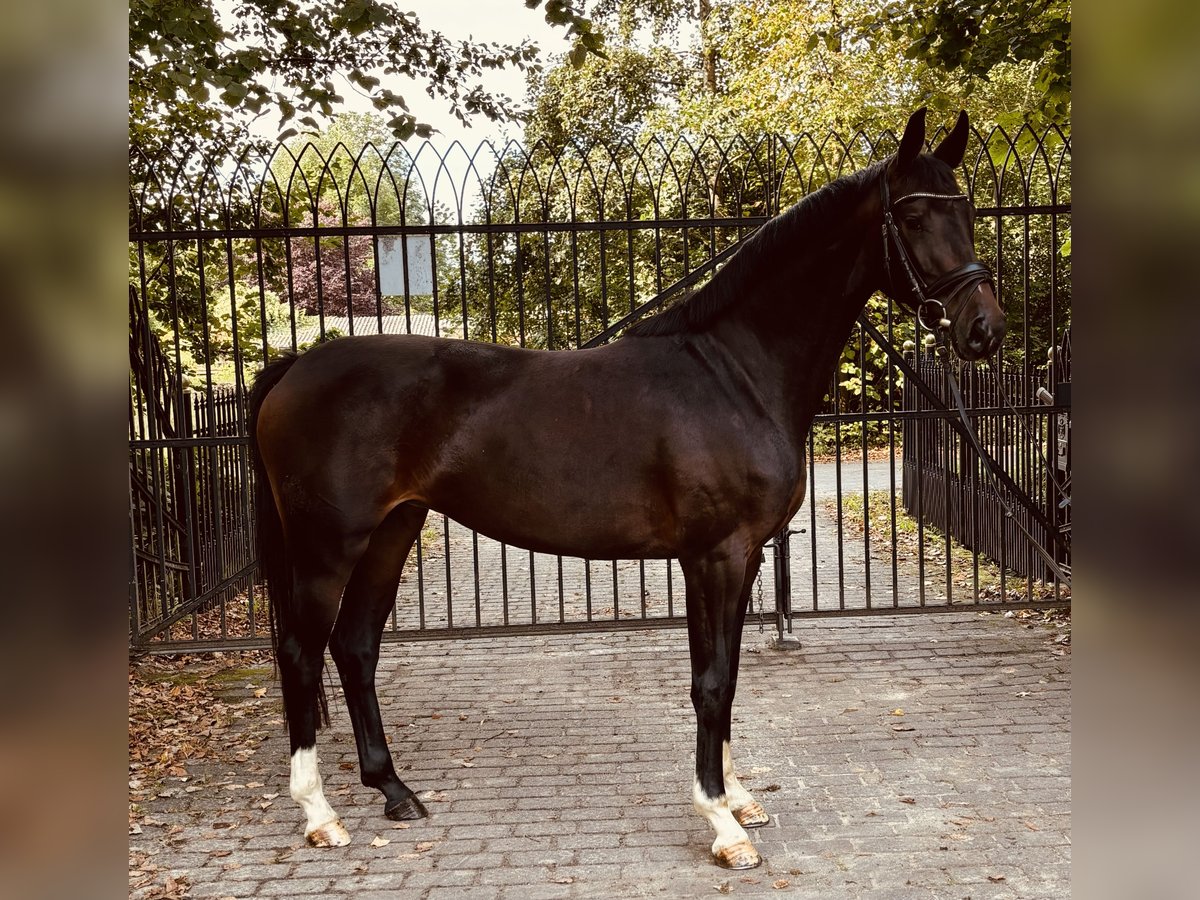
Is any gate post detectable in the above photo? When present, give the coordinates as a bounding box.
[771,528,801,648]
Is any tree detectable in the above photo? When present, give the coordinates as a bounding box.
[857,0,1071,126]
[525,44,683,150]
[129,0,603,154]
[653,0,1065,139]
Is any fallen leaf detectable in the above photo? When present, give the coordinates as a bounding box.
[891,708,905,716]
[1024,821,1039,831]
[369,836,390,848]
[714,883,731,895]
[773,879,790,889]
[554,876,576,884]
[891,725,915,732]
[253,687,268,698]
[899,797,916,804]
[988,875,1006,883]
[392,822,411,829]
[415,841,436,852]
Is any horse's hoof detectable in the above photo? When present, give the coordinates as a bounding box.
[385,795,428,821]
[733,801,770,828]
[306,819,351,848]
[713,839,762,869]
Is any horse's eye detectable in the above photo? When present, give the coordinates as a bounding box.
[903,217,923,232]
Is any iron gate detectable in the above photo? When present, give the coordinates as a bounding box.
[129,125,1071,651]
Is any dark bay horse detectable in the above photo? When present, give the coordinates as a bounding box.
[248,109,1004,869]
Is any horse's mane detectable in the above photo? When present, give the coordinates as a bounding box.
[624,161,884,338]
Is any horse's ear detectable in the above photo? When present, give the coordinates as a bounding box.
[896,107,927,172]
[932,110,970,169]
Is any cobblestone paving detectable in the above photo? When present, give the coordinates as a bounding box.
[131,613,1071,899]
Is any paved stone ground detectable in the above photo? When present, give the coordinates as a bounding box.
[130,613,1071,899]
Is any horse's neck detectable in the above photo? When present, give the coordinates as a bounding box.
[710,227,876,436]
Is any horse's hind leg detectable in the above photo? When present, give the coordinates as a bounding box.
[329,502,429,823]
[722,548,770,830]
[279,519,374,848]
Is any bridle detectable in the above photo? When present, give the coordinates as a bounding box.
[878,165,995,334]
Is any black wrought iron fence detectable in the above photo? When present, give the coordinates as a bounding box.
[129,124,1071,650]
[899,352,1068,586]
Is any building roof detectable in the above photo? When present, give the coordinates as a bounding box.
[267,313,449,349]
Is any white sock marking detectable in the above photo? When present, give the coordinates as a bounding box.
[290,746,339,836]
[693,777,751,853]
[722,740,755,810]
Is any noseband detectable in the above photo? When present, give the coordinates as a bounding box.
[879,168,995,332]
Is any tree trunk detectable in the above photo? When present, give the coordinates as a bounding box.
[699,0,718,97]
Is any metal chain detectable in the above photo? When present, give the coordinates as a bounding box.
[756,564,764,633]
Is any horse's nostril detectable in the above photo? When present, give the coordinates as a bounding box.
[966,316,1006,356]
[967,317,989,350]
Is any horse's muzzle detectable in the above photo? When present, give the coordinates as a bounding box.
[961,309,1007,359]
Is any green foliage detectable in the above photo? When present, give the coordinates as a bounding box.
[205,281,293,371]
[654,0,1066,137]
[268,112,426,226]
[811,422,894,458]
[525,44,685,150]
[835,297,896,407]
[860,0,1071,126]
[129,0,604,153]
[133,242,310,387]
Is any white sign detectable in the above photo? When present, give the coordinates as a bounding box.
[377,234,434,296]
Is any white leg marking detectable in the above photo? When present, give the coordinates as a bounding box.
[692,778,751,854]
[290,747,348,845]
[722,741,755,810]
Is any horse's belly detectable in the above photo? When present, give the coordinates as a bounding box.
[422,469,681,559]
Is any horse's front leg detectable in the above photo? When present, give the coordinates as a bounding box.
[682,545,762,870]
[721,547,770,830]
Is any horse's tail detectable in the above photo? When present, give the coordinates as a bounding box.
[247,352,329,727]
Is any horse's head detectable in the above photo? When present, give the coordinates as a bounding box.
[878,108,1006,361]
